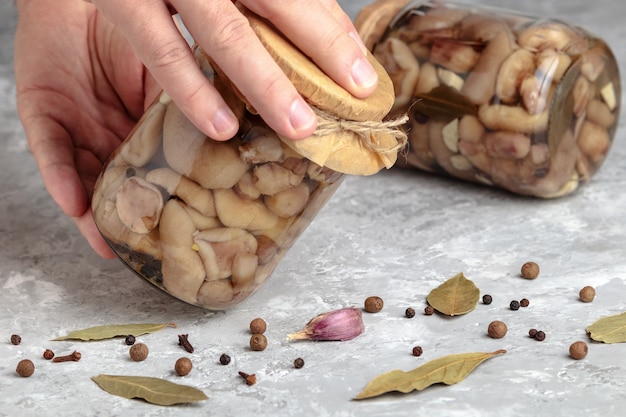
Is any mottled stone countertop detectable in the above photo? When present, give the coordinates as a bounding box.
[2,1,626,416]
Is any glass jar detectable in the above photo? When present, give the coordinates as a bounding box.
[92,22,400,310]
[92,95,344,310]
[357,0,621,198]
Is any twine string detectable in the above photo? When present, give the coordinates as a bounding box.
[312,107,409,154]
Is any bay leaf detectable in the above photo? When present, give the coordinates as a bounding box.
[53,322,177,341]
[586,311,626,343]
[426,272,480,316]
[92,374,208,405]
[413,85,477,121]
[354,349,506,400]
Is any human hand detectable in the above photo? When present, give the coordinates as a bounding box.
[88,0,379,141]
[14,0,158,258]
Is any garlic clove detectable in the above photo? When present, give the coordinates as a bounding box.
[287,307,365,341]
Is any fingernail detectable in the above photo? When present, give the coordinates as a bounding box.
[351,57,378,90]
[349,30,368,55]
[289,98,316,133]
[212,107,238,137]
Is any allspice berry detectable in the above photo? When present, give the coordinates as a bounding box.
[16,359,35,377]
[569,341,588,360]
[364,296,384,313]
[579,286,596,303]
[129,343,149,361]
[487,320,507,339]
[249,318,267,334]
[521,262,540,279]
[249,334,268,351]
[174,357,193,376]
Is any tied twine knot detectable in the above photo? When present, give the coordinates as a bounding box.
[312,107,409,155]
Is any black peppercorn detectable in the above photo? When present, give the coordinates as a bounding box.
[219,353,231,365]
[412,346,423,357]
[520,298,530,307]
[10,334,21,345]
[125,335,136,345]
[294,358,305,369]
[510,300,520,311]
[482,294,493,305]
[424,305,435,316]
[405,308,416,318]
[535,331,546,341]
[529,328,538,338]
[43,349,55,360]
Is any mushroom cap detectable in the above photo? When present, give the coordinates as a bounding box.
[354,0,413,51]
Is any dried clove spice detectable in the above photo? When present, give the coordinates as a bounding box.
[178,334,195,353]
[53,351,82,363]
[238,371,257,385]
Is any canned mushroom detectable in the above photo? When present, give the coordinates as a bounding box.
[356,0,621,198]
[91,5,404,309]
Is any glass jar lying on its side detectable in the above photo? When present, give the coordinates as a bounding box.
[91,6,402,310]
[356,0,621,198]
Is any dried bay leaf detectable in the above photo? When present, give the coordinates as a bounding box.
[354,349,506,400]
[426,272,480,316]
[53,322,177,341]
[586,311,626,343]
[92,375,208,405]
[413,85,477,121]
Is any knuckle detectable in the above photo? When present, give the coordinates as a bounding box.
[209,13,252,54]
[145,40,190,72]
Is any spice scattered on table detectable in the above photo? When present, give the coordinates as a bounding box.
[364,296,384,313]
[482,294,493,305]
[520,262,540,279]
[219,353,231,365]
[178,334,195,353]
[175,357,193,376]
[579,286,596,303]
[10,334,21,345]
[239,371,257,385]
[129,344,149,361]
[520,298,530,308]
[249,318,267,334]
[569,341,588,360]
[424,305,435,316]
[405,307,416,318]
[294,358,305,369]
[534,331,546,342]
[53,351,81,363]
[16,359,34,377]
[125,335,136,346]
[412,346,423,357]
[43,349,54,360]
[250,334,268,351]
[510,300,520,311]
[487,321,507,339]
